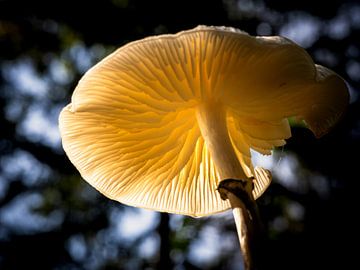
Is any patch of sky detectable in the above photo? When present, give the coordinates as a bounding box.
[286,201,305,221]
[0,192,64,234]
[188,224,234,268]
[169,214,184,230]
[17,103,62,149]
[256,22,272,35]
[68,42,93,73]
[252,150,333,197]
[346,61,360,82]
[188,225,221,267]
[326,14,350,40]
[75,228,121,270]
[110,207,158,242]
[348,83,359,104]
[349,5,360,27]
[252,150,304,192]
[4,97,27,122]
[66,234,88,262]
[308,174,330,199]
[236,0,265,15]
[347,45,359,58]
[2,58,48,98]
[280,12,321,48]
[1,57,63,150]
[97,229,121,259]
[1,150,51,186]
[49,58,74,85]
[137,234,159,259]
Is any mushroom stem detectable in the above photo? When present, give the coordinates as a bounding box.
[196,101,261,270]
[196,101,247,180]
[218,179,262,270]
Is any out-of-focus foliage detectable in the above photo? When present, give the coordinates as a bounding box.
[0,0,359,269]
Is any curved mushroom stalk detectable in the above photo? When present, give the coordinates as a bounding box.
[59,26,349,270]
[218,179,262,270]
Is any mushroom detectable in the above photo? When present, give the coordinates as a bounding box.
[59,25,349,269]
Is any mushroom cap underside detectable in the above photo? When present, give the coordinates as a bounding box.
[59,25,349,217]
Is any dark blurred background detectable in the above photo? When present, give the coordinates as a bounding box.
[0,0,359,269]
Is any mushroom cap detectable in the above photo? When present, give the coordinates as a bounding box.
[59,25,349,217]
